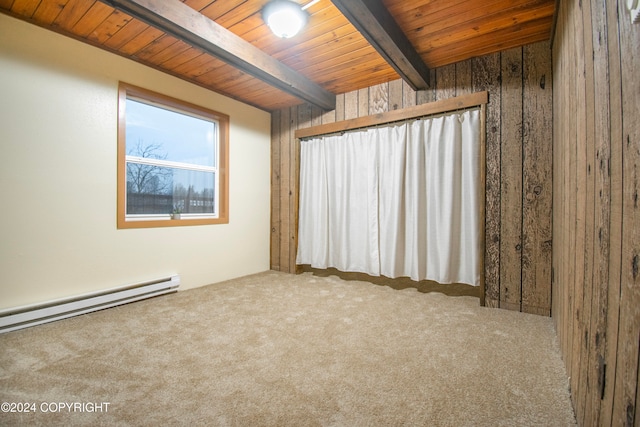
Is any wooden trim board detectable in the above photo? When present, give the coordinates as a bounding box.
[294,91,488,139]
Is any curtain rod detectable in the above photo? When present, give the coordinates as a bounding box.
[294,91,488,140]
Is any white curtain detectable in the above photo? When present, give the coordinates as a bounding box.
[296,108,482,287]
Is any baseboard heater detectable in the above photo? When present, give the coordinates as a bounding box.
[0,275,180,334]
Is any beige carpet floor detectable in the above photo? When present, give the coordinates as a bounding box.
[0,271,576,426]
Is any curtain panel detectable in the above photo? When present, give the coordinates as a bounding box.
[296,108,481,287]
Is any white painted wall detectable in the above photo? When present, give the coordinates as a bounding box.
[0,14,271,310]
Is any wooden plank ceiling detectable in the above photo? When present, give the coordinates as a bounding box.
[0,0,555,112]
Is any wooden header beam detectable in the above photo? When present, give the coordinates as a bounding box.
[103,0,336,111]
[331,0,431,90]
[295,91,488,139]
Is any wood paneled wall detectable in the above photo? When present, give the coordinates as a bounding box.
[552,0,639,425]
[271,40,553,314]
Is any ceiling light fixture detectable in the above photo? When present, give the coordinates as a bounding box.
[263,0,310,38]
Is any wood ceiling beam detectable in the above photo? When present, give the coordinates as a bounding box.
[102,0,336,110]
[331,0,431,90]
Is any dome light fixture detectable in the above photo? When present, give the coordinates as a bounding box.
[263,0,309,38]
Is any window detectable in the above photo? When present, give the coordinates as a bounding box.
[117,83,229,228]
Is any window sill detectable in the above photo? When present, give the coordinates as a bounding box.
[117,215,228,229]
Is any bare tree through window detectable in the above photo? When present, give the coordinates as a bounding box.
[126,140,173,214]
[126,140,172,195]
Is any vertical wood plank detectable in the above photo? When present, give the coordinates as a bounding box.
[311,105,323,127]
[288,107,299,273]
[344,90,358,120]
[278,107,291,272]
[479,103,487,307]
[557,0,569,378]
[369,82,389,114]
[270,110,281,271]
[472,52,502,308]
[585,1,611,421]
[612,0,640,422]
[321,103,337,125]
[522,41,553,316]
[402,79,417,108]
[293,102,312,271]
[297,103,312,130]
[556,0,578,384]
[551,1,564,347]
[569,0,588,404]
[358,87,369,117]
[291,144,300,271]
[551,1,565,351]
[417,69,436,105]
[500,47,523,312]
[565,1,578,393]
[335,93,345,122]
[435,63,456,101]
[455,59,472,96]
[601,0,624,422]
[388,79,403,111]
[575,0,596,419]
